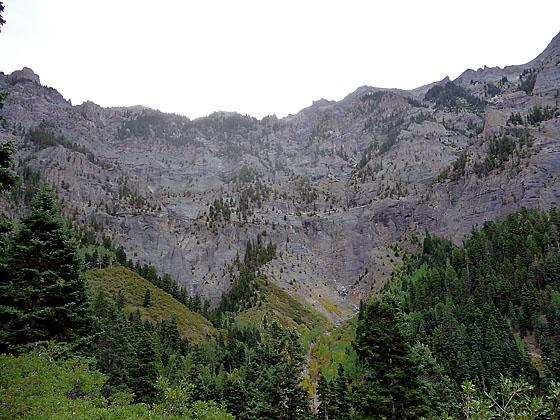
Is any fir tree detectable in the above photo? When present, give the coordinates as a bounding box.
[94,299,136,395]
[0,142,17,192]
[142,288,151,308]
[0,2,5,31]
[131,330,160,403]
[353,295,430,419]
[157,317,188,365]
[334,363,351,419]
[316,374,333,419]
[0,187,92,353]
[222,373,247,417]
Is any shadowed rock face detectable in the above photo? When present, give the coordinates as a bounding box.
[1,32,560,321]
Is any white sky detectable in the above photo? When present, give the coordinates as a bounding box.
[1,0,559,119]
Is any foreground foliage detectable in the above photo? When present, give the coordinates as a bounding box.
[462,377,560,419]
[0,352,233,419]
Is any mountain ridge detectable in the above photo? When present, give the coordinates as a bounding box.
[4,30,559,123]
[1,30,560,321]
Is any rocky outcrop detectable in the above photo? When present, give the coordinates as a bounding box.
[6,67,41,86]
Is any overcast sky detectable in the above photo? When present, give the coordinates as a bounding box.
[1,1,559,119]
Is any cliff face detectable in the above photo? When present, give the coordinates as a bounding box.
[1,32,560,321]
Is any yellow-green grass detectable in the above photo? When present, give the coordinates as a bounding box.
[85,266,216,342]
[236,277,333,342]
[316,296,342,317]
[309,316,362,383]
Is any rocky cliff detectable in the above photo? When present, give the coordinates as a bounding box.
[1,31,560,321]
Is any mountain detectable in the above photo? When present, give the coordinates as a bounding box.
[1,31,559,321]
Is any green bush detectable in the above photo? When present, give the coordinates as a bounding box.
[0,352,234,419]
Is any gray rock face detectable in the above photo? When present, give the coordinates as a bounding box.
[1,32,560,321]
[5,67,41,86]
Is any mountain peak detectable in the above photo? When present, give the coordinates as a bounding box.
[408,75,450,98]
[7,67,41,85]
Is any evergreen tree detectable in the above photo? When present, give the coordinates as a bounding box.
[0,2,5,31]
[0,142,17,192]
[380,208,560,403]
[412,343,458,416]
[142,288,151,308]
[269,327,311,419]
[317,374,333,420]
[115,245,127,265]
[222,373,247,417]
[131,330,160,403]
[358,299,365,320]
[191,293,202,312]
[157,317,188,366]
[0,187,92,353]
[334,363,351,419]
[94,299,136,395]
[353,295,429,419]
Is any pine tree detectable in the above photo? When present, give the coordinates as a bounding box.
[131,330,160,403]
[273,338,311,419]
[0,2,5,31]
[353,295,429,419]
[94,300,136,395]
[157,317,187,365]
[0,141,17,192]
[358,299,365,320]
[334,363,351,419]
[142,288,151,308]
[115,245,127,265]
[223,373,247,417]
[0,187,92,353]
[412,343,457,416]
[0,141,17,250]
[191,293,202,312]
[316,374,332,419]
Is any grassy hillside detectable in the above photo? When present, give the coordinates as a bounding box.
[85,266,216,342]
[236,277,332,340]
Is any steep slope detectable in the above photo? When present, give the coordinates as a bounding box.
[85,266,216,341]
[1,31,560,320]
[235,276,332,334]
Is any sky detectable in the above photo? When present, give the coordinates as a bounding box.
[1,1,559,119]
